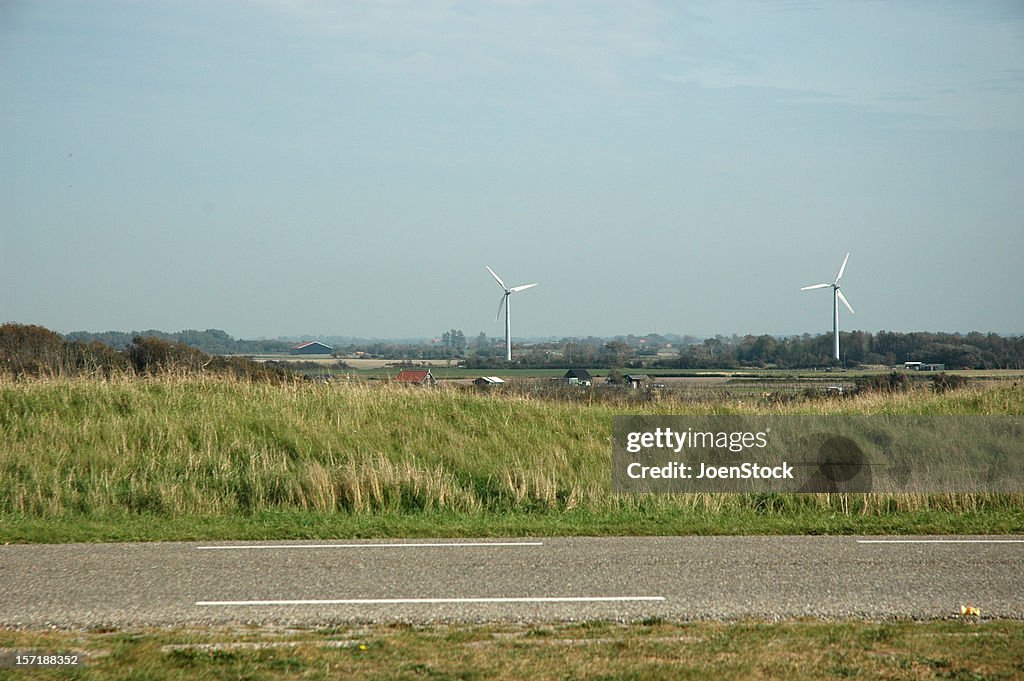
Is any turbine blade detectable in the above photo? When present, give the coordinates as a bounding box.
[835,252,850,283]
[495,293,507,322]
[801,283,831,290]
[837,289,855,314]
[485,266,506,290]
[510,283,537,293]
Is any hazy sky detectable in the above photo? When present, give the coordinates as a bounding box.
[2,1,1022,339]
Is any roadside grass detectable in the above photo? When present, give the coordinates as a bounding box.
[2,620,1022,680]
[2,507,1022,544]
[1,376,1022,543]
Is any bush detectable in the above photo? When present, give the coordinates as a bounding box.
[931,372,970,393]
[0,323,74,376]
[0,324,297,382]
[65,340,130,377]
[205,356,295,384]
[854,371,913,394]
[125,336,207,374]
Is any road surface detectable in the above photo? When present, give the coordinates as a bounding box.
[1,536,1021,627]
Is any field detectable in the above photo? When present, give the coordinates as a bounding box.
[1,374,1022,543]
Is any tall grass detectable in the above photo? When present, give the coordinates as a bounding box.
[1,376,1022,520]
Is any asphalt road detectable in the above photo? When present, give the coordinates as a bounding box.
[1,536,1021,628]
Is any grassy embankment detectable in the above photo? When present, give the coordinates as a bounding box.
[2,620,1022,680]
[1,376,1022,543]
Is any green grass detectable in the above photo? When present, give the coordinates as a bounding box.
[2,620,1022,680]
[1,376,1022,543]
[3,506,1022,544]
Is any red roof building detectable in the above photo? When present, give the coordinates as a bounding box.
[394,369,436,386]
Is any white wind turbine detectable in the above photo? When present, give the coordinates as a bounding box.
[801,253,855,362]
[486,266,538,362]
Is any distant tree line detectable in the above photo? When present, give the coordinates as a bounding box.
[64,328,292,355]
[667,331,1023,370]
[6,323,1021,373]
[462,331,1023,370]
[1,324,293,381]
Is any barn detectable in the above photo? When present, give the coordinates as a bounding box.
[290,341,333,355]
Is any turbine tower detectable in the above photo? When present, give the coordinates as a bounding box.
[801,253,855,362]
[486,266,537,362]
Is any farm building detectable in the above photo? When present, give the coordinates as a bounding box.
[904,361,946,371]
[473,376,506,387]
[290,341,333,355]
[562,368,592,386]
[624,374,650,389]
[395,369,436,386]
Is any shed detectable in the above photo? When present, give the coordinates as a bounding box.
[563,368,592,386]
[624,374,650,389]
[473,376,506,387]
[395,369,436,386]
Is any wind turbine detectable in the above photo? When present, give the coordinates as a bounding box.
[801,253,855,362]
[486,266,537,362]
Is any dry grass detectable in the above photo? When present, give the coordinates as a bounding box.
[0,375,1021,524]
[2,620,1022,680]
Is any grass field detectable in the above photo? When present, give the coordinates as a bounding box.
[1,375,1021,543]
[2,619,1022,680]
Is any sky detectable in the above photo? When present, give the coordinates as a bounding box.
[2,1,1023,340]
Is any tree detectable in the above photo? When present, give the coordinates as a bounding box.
[0,323,71,376]
[125,336,206,374]
[471,332,493,356]
[606,367,625,385]
[453,329,467,356]
[602,340,631,366]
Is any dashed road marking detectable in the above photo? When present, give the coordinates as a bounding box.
[857,539,1024,544]
[197,541,544,550]
[197,596,666,606]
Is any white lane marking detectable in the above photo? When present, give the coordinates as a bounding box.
[197,596,665,606]
[858,539,1024,544]
[196,542,543,550]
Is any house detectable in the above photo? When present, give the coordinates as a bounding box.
[473,376,506,387]
[624,374,650,389]
[290,341,333,355]
[562,368,592,386]
[395,369,436,386]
